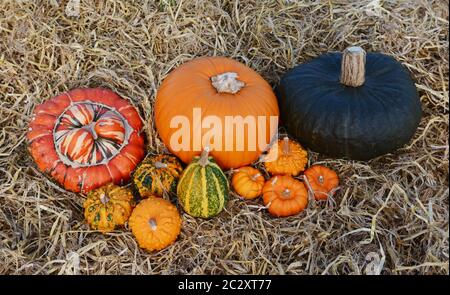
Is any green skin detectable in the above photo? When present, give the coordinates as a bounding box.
[177,155,229,219]
[132,154,183,197]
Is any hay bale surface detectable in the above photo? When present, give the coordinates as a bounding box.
[0,0,448,274]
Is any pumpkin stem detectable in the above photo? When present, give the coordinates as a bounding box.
[340,46,366,87]
[99,193,110,205]
[198,146,210,167]
[83,122,98,140]
[281,188,291,198]
[318,175,324,184]
[211,72,245,94]
[154,161,168,169]
[148,218,157,231]
[282,137,290,155]
[271,176,278,185]
[251,173,262,181]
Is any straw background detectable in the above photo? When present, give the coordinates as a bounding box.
[0,0,448,274]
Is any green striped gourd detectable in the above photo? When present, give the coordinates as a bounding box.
[177,148,229,218]
[132,154,183,197]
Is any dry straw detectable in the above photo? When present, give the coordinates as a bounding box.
[0,0,448,274]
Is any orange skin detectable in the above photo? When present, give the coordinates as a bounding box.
[61,103,95,126]
[304,165,339,200]
[94,111,126,143]
[231,166,265,199]
[27,88,145,193]
[155,57,279,170]
[60,129,94,164]
[264,137,308,176]
[83,184,135,233]
[129,197,182,252]
[262,175,308,217]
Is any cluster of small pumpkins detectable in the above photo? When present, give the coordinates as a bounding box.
[232,137,339,217]
[83,183,182,252]
[83,135,339,252]
[27,46,421,252]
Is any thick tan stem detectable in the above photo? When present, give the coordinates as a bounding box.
[282,137,290,155]
[211,72,245,94]
[340,46,366,87]
[198,147,210,167]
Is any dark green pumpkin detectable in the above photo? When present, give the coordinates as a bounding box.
[276,46,422,160]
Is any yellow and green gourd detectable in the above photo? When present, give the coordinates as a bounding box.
[83,183,135,233]
[177,148,229,218]
[132,154,183,197]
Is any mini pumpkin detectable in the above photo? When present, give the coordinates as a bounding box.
[132,154,183,197]
[177,147,229,218]
[231,166,265,199]
[155,57,279,169]
[83,183,135,233]
[129,197,182,252]
[27,88,145,193]
[304,165,339,200]
[262,175,308,217]
[264,137,308,176]
[276,46,422,160]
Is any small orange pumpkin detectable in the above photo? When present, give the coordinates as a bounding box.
[304,165,339,200]
[129,197,182,251]
[262,175,308,217]
[231,166,265,199]
[264,137,308,176]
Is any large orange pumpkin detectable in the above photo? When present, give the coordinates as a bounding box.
[27,88,145,193]
[155,57,279,170]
